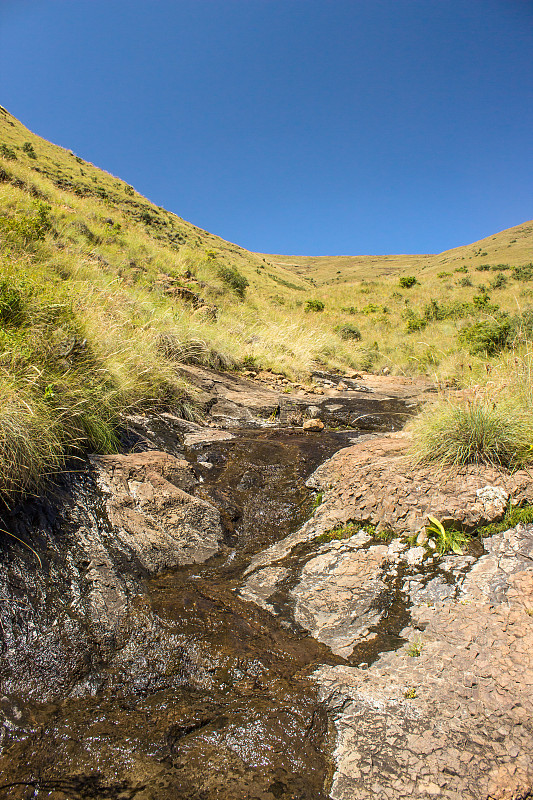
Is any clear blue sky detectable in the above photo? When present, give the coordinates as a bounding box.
[1,0,532,255]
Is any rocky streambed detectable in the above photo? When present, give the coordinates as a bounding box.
[0,369,532,800]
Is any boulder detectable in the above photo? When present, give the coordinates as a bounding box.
[303,418,325,432]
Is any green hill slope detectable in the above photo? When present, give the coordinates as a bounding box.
[1,105,532,497]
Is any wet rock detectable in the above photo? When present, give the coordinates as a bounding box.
[315,524,533,800]
[290,543,388,657]
[91,451,223,573]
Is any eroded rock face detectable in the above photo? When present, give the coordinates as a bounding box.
[0,451,223,698]
[306,434,533,535]
[316,525,533,800]
[290,537,387,657]
[90,451,222,572]
[237,434,533,798]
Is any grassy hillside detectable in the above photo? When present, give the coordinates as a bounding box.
[1,105,532,496]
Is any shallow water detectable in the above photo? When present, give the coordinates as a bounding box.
[0,428,373,799]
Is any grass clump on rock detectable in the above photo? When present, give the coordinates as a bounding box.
[408,394,533,470]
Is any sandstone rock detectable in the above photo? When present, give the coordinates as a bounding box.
[90,451,223,573]
[303,418,325,432]
[405,546,426,566]
[315,524,533,800]
[290,543,388,657]
[416,530,428,545]
[304,434,529,536]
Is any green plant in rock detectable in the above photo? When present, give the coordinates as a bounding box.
[406,638,423,657]
[314,522,363,543]
[426,515,470,555]
[403,688,417,699]
[478,502,533,538]
[408,396,533,469]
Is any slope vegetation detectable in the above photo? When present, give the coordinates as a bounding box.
[1,105,532,496]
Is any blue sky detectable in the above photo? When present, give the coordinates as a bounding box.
[1,0,532,255]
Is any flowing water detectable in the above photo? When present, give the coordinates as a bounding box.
[0,424,406,800]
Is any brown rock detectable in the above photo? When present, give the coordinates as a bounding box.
[303,418,325,432]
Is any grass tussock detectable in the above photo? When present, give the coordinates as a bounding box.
[408,387,533,470]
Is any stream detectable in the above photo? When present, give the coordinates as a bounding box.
[0,418,408,800]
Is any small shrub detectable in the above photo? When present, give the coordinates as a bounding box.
[399,276,418,288]
[341,305,357,314]
[0,200,52,247]
[205,249,217,260]
[22,141,37,159]
[454,265,469,274]
[335,323,361,341]
[218,265,249,298]
[0,143,17,160]
[305,299,325,312]
[476,264,491,272]
[361,303,381,314]
[404,308,426,333]
[437,271,451,278]
[458,316,511,355]
[458,276,472,287]
[513,264,533,282]
[490,273,508,290]
[124,184,134,196]
[472,289,492,309]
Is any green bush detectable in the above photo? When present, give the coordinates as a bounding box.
[423,299,471,322]
[361,303,381,314]
[476,264,491,272]
[0,201,52,247]
[512,264,533,282]
[458,316,512,355]
[124,184,134,196]
[22,141,37,159]
[454,265,469,274]
[490,273,508,290]
[399,276,418,288]
[305,299,325,312]
[458,276,472,287]
[218,265,249,297]
[335,323,361,340]
[404,308,426,332]
[0,143,17,161]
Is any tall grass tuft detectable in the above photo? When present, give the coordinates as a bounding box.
[408,393,533,470]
